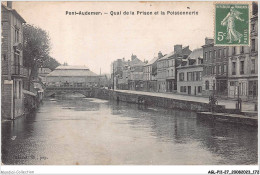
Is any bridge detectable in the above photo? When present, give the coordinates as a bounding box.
[44,86,95,97]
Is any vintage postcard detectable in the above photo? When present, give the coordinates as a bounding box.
[1,1,258,174]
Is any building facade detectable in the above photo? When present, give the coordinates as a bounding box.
[143,52,162,92]
[111,58,128,89]
[46,66,99,88]
[177,48,203,96]
[128,54,145,91]
[202,38,229,97]
[1,2,27,119]
[157,45,191,93]
[157,54,168,92]
[117,65,130,90]
[227,12,258,100]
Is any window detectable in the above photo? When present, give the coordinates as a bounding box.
[218,49,221,58]
[223,48,227,57]
[207,66,211,75]
[180,86,187,93]
[218,65,221,74]
[179,72,184,81]
[199,71,202,81]
[214,66,216,75]
[196,72,199,81]
[240,61,244,74]
[14,81,17,99]
[251,39,256,52]
[209,51,212,59]
[232,47,236,55]
[214,50,217,59]
[14,28,19,43]
[210,66,213,74]
[241,46,244,54]
[204,52,207,61]
[187,72,192,81]
[14,54,20,74]
[251,59,256,74]
[232,62,236,75]
[230,81,237,86]
[192,72,195,81]
[198,86,202,93]
[223,64,227,74]
[19,81,22,99]
[205,80,209,90]
[200,59,203,64]
[248,81,257,97]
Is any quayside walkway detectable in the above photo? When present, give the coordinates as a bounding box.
[115,90,257,113]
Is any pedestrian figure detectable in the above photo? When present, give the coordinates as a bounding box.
[221,6,244,43]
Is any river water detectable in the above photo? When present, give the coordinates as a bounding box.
[1,96,258,165]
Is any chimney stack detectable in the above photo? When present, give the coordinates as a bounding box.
[174,45,182,54]
[205,37,214,45]
[158,51,163,58]
[7,1,12,9]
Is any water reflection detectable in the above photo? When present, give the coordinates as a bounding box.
[2,96,258,165]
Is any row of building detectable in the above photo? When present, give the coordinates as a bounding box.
[1,2,39,120]
[112,11,258,101]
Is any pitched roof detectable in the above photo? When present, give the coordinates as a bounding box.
[129,58,145,67]
[145,56,158,66]
[2,3,26,23]
[56,65,90,70]
[187,48,203,60]
[159,51,175,60]
[47,65,97,77]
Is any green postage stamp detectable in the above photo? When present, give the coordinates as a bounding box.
[215,3,250,46]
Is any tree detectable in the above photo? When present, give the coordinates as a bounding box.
[41,56,61,71]
[23,24,50,89]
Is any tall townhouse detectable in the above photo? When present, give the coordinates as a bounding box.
[227,10,258,100]
[1,2,27,119]
[177,48,203,96]
[128,54,145,91]
[157,54,168,92]
[143,52,162,92]
[202,38,229,97]
[118,64,130,90]
[111,58,128,89]
[157,45,191,93]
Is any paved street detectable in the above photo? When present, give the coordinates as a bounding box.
[115,90,257,112]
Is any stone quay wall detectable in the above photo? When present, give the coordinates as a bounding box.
[94,89,225,112]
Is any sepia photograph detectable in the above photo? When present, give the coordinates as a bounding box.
[0,0,259,174]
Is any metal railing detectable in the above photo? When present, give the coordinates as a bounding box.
[46,86,94,91]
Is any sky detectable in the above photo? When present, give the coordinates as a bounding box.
[12,1,214,74]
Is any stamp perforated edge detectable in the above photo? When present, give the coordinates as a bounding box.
[213,1,252,46]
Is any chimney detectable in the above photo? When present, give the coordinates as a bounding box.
[7,1,12,9]
[158,51,163,58]
[174,45,182,54]
[205,37,214,45]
